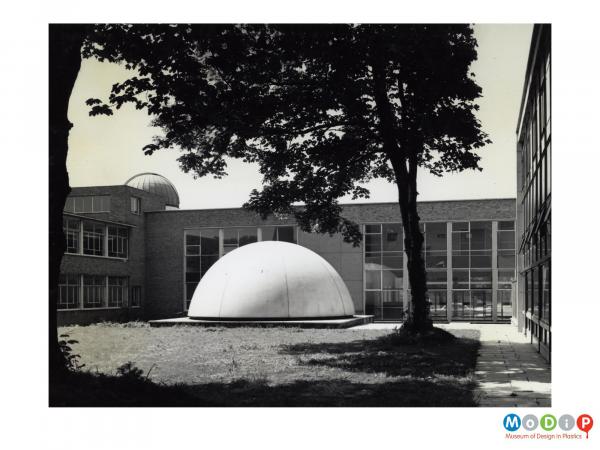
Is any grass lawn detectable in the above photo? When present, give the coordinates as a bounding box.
[52,323,480,407]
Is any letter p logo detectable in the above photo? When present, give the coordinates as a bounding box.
[577,414,593,439]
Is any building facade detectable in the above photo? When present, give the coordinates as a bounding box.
[58,173,516,326]
[515,24,551,360]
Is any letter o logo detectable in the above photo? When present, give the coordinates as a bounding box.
[522,414,538,431]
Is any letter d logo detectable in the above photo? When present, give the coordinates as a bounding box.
[541,414,557,431]
[504,414,521,432]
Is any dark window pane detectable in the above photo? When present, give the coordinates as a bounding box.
[186,232,200,246]
[470,221,492,250]
[426,251,446,268]
[186,245,200,255]
[470,251,491,268]
[382,253,402,269]
[425,222,446,251]
[498,230,515,250]
[365,234,381,252]
[201,230,219,255]
[453,222,469,232]
[382,223,402,251]
[452,232,470,251]
[277,226,295,243]
[498,251,516,269]
[452,251,469,268]
[186,256,200,272]
[261,226,277,241]
[452,270,469,289]
[427,270,447,285]
[365,224,381,234]
[239,229,258,246]
[223,229,238,245]
[499,221,515,230]
[201,255,219,275]
[365,291,382,319]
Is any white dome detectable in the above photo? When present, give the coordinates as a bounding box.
[188,241,355,319]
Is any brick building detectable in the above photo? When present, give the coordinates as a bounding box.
[58,172,517,326]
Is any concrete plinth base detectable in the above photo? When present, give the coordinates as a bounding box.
[149,315,373,329]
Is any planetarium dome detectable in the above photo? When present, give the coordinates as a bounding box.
[188,241,356,320]
[124,173,180,208]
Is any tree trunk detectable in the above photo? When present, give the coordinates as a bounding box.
[392,158,432,333]
[49,25,87,384]
[370,45,432,333]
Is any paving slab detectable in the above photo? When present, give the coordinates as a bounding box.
[438,323,551,407]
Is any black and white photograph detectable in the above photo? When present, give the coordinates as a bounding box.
[2,1,598,448]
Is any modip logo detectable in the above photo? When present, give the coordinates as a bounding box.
[503,413,594,440]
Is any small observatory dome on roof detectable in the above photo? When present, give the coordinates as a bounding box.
[188,241,356,320]
[124,173,180,208]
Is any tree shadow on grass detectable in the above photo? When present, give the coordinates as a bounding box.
[279,328,481,379]
[51,328,481,407]
[50,373,477,407]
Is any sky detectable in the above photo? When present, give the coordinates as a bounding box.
[67,24,533,209]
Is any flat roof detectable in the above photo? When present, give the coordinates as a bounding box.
[144,197,516,214]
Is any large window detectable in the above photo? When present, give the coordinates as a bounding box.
[63,218,80,254]
[184,229,220,309]
[364,223,404,320]
[108,277,128,307]
[64,195,111,213]
[108,226,128,258]
[82,275,105,308]
[83,222,105,256]
[58,274,80,310]
[57,275,130,310]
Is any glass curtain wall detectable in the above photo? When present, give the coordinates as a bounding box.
[365,220,514,322]
[518,26,551,353]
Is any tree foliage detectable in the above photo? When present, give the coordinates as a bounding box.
[84,24,489,244]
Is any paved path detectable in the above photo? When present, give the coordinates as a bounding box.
[443,323,551,407]
[352,322,551,407]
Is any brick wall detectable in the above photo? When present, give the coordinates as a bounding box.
[58,185,168,325]
[144,198,516,319]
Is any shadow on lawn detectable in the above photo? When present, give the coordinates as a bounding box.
[279,328,481,379]
[50,328,481,407]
